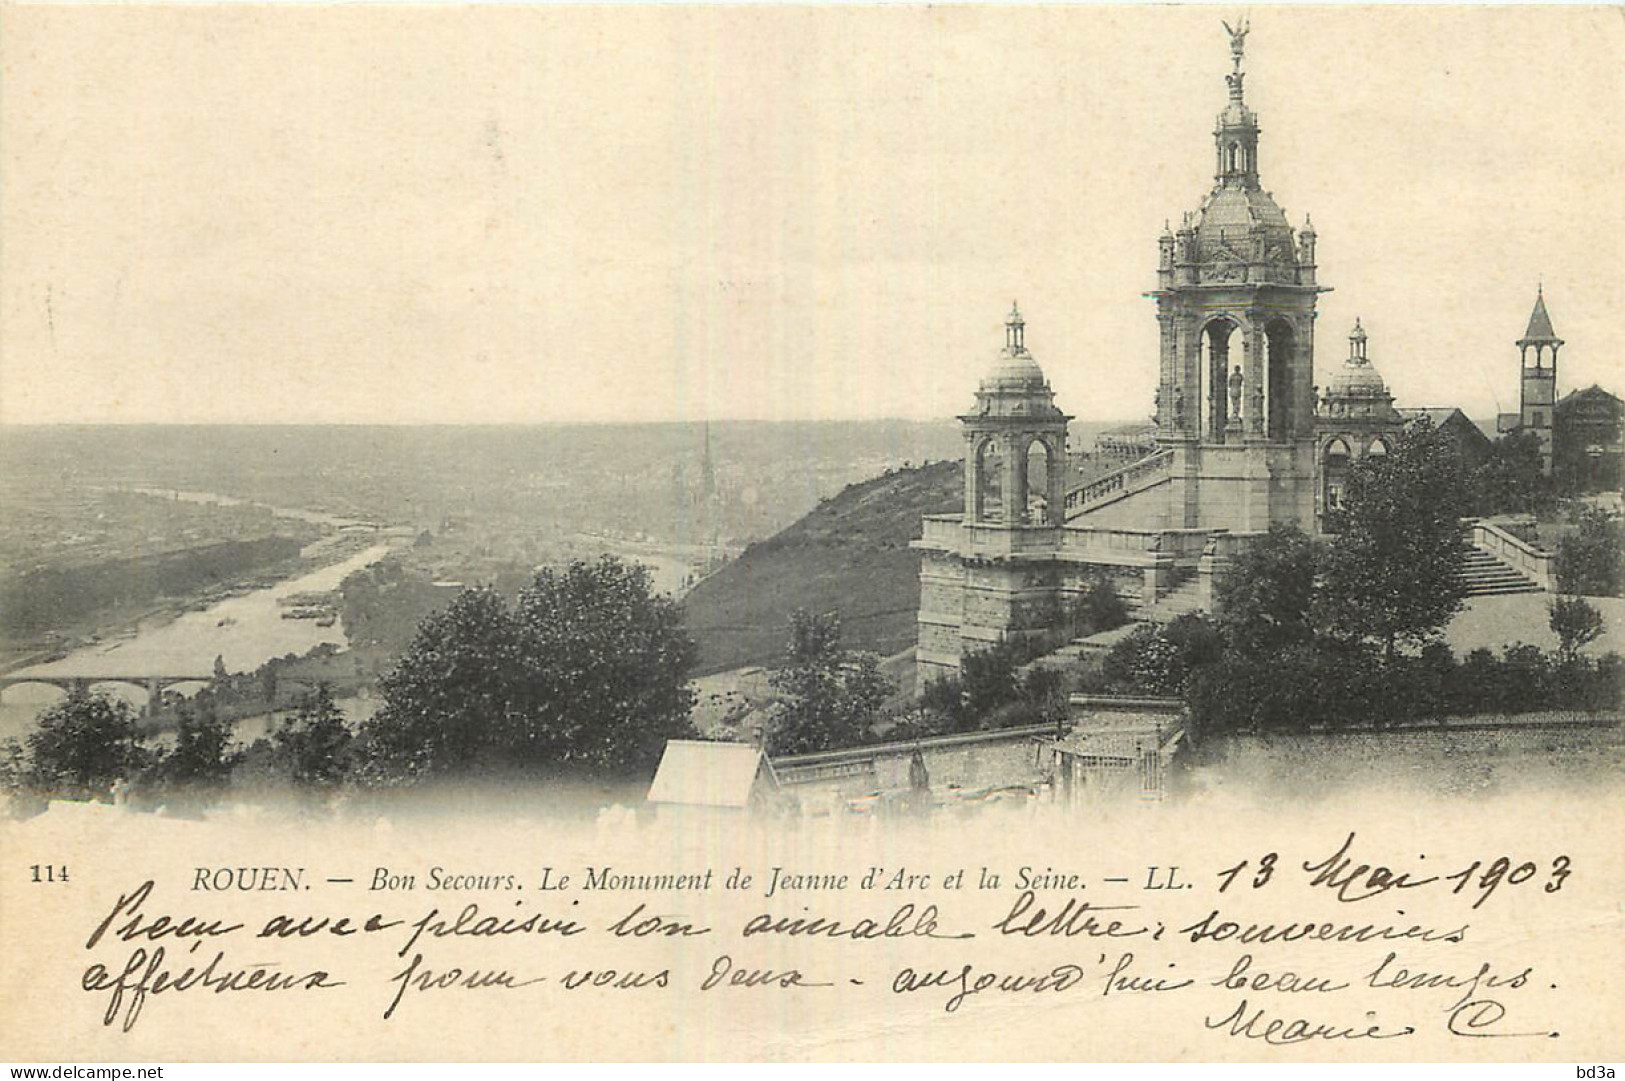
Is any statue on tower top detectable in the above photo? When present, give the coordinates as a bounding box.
[1222,16,1249,71]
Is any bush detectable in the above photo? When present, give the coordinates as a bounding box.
[1187,637,1619,738]
[918,674,971,734]
[959,640,1031,719]
[1554,509,1622,597]
[1074,575,1130,637]
[1550,596,1606,662]
[1014,666,1069,729]
[1102,615,1221,696]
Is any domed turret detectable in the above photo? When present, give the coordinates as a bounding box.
[973,302,1064,417]
[1323,319,1399,418]
[958,302,1072,530]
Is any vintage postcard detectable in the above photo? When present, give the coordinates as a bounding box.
[1,4,1622,1064]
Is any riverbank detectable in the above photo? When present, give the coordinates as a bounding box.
[0,532,384,677]
[0,542,398,743]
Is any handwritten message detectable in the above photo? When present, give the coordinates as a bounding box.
[72,831,1574,1047]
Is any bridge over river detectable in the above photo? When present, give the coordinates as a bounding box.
[0,674,218,716]
[0,673,215,703]
[0,672,356,713]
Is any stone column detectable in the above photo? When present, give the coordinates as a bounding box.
[1209,328,1230,443]
[1244,311,1266,439]
[1003,434,1025,525]
[963,431,980,523]
[1047,436,1068,526]
[1296,313,1318,440]
[1156,312,1177,437]
[1178,316,1201,440]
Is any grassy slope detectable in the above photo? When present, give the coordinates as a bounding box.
[681,460,962,675]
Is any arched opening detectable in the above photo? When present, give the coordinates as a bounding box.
[1367,436,1389,457]
[975,438,1005,523]
[1265,319,1297,440]
[0,681,67,744]
[1024,439,1053,525]
[1322,438,1351,518]
[88,680,150,713]
[1200,319,1238,441]
[160,679,212,715]
[1228,143,1240,172]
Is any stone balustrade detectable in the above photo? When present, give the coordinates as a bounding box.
[1064,449,1174,517]
[1468,519,1555,592]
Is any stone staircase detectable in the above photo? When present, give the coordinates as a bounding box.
[1457,547,1542,597]
[1140,576,1207,623]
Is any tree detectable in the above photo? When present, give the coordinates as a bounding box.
[1554,508,1622,597]
[152,698,239,792]
[1319,417,1472,657]
[511,558,699,771]
[359,587,526,780]
[1549,595,1606,664]
[273,684,353,788]
[1215,523,1321,658]
[359,557,698,783]
[24,688,149,800]
[1470,430,1552,517]
[766,610,892,755]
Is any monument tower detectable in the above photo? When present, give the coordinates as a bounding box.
[915,22,1340,680]
[1146,18,1327,532]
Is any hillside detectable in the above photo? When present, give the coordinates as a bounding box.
[681,460,962,675]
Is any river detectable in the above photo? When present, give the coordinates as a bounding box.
[0,543,394,742]
[0,542,698,746]
[2,484,701,745]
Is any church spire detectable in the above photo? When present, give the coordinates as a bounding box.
[1517,285,1563,370]
[1519,285,1561,346]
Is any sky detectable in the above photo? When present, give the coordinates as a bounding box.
[1,5,1620,426]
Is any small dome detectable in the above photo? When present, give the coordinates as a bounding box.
[981,347,1049,393]
[1328,320,1387,399]
[966,302,1065,419]
[981,301,1049,392]
[1329,357,1388,398]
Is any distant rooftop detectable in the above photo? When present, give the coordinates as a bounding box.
[646,740,777,808]
[1400,407,1497,441]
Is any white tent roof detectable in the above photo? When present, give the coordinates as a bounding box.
[646,740,776,808]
